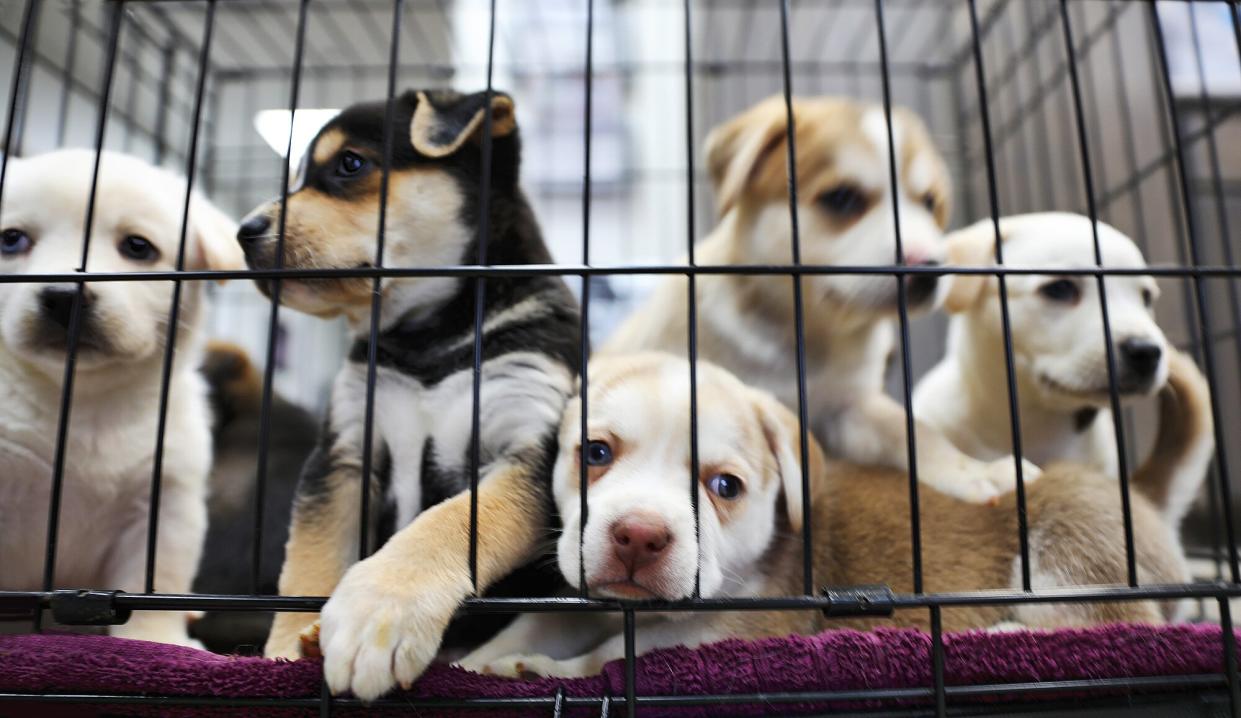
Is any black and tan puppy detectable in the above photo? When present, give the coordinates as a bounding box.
[236,89,580,698]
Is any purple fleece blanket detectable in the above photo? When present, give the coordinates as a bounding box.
[0,624,1230,717]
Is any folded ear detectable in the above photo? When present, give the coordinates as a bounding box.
[705,95,791,216]
[749,388,826,533]
[189,194,244,281]
[409,89,517,159]
[943,219,1007,314]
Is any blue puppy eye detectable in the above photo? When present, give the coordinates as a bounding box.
[585,440,613,466]
[707,473,743,500]
[337,151,366,177]
[1,228,32,256]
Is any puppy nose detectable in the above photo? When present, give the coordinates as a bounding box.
[40,286,92,329]
[1120,337,1162,377]
[906,259,941,305]
[236,214,271,243]
[611,518,671,573]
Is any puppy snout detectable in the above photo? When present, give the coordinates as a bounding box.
[611,517,672,573]
[1120,337,1162,379]
[39,286,92,329]
[237,214,271,244]
[905,259,941,305]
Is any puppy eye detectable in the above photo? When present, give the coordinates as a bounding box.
[921,193,937,213]
[337,151,367,177]
[706,473,744,500]
[816,186,867,217]
[0,228,32,256]
[118,235,159,262]
[1142,288,1154,308]
[585,440,613,467]
[1038,278,1081,304]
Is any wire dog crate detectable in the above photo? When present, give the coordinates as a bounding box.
[0,0,1240,715]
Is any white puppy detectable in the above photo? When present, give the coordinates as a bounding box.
[603,95,1035,503]
[458,352,1198,679]
[915,212,1210,525]
[0,149,243,646]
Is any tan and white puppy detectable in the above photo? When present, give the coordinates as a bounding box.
[460,352,1202,679]
[0,149,243,646]
[603,95,1035,503]
[915,212,1211,527]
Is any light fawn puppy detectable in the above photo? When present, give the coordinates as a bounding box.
[460,352,1203,678]
[602,96,1035,503]
[915,212,1213,529]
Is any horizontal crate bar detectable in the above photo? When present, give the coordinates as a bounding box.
[1,263,1241,284]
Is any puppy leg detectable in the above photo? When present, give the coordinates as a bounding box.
[457,611,620,672]
[265,466,362,659]
[830,394,1040,503]
[105,478,207,648]
[319,461,548,700]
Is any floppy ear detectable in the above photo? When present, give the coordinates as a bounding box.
[749,388,826,533]
[409,90,517,159]
[943,219,1006,314]
[189,194,244,281]
[705,96,790,216]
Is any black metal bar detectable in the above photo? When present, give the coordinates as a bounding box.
[318,677,330,718]
[623,608,636,718]
[682,0,702,599]
[931,605,946,717]
[1221,597,1240,718]
[355,0,403,564]
[250,0,310,595]
[4,262,1241,285]
[578,0,594,599]
[468,0,499,595]
[778,0,814,597]
[0,0,38,205]
[1149,0,1241,585]
[38,0,124,630]
[875,0,927,596]
[1059,0,1138,588]
[966,0,1032,592]
[143,0,215,595]
[55,0,80,146]
[7,0,40,156]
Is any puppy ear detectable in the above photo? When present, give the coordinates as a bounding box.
[189,194,244,282]
[943,219,1006,313]
[750,388,826,533]
[705,96,790,216]
[409,89,517,159]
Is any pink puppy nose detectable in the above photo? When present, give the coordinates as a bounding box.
[611,517,672,573]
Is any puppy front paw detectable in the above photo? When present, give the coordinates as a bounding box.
[939,457,1042,504]
[320,556,465,701]
[464,652,587,679]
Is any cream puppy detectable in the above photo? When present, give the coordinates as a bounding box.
[915,212,1211,527]
[602,96,1034,503]
[0,149,243,646]
[460,352,1202,679]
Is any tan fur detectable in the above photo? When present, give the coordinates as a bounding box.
[265,468,367,657]
[1132,348,1214,514]
[409,91,516,158]
[463,354,1190,678]
[942,219,1008,313]
[312,128,347,166]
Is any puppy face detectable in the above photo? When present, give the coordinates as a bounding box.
[552,353,814,600]
[707,96,951,319]
[945,213,1167,408]
[0,149,241,374]
[237,89,518,320]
